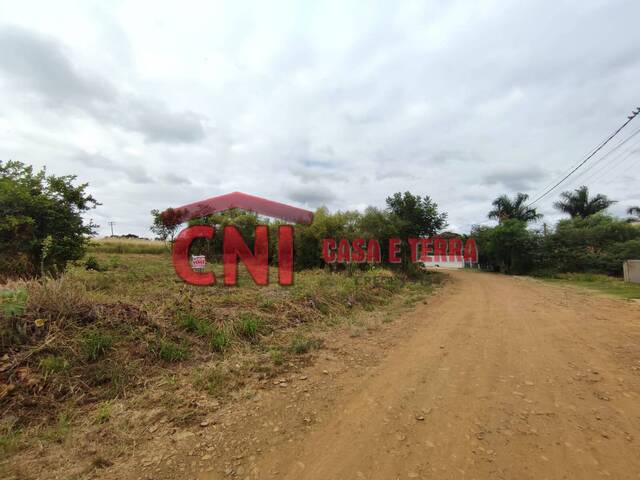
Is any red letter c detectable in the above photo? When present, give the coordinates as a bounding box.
[172,226,215,285]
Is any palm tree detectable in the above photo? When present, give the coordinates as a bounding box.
[488,192,543,223]
[553,186,615,219]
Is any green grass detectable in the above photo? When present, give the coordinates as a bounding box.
[543,273,640,299]
[79,330,115,361]
[269,348,284,365]
[209,329,230,352]
[236,313,263,341]
[177,314,212,337]
[152,339,189,362]
[95,402,112,424]
[38,355,70,377]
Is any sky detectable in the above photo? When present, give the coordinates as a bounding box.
[1,0,639,237]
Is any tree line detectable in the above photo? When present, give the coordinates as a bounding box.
[152,191,448,273]
[2,159,639,279]
[477,187,640,275]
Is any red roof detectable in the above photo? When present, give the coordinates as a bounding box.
[163,191,314,225]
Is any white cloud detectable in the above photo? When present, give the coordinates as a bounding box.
[1,0,639,236]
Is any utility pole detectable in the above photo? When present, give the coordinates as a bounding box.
[108,221,116,237]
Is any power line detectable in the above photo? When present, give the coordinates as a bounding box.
[563,126,640,188]
[528,107,640,206]
[108,221,116,236]
[592,144,640,186]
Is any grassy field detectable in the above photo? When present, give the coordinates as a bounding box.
[87,236,168,254]
[542,273,640,299]
[0,242,443,457]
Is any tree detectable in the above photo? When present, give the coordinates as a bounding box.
[553,186,615,219]
[385,192,448,270]
[627,206,640,219]
[150,208,183,243]
[295,207,363,269]
[472,220,539,274]
[0,160,98,277]
[385,192,447,238]
[189,208,261,258]
[488,193,542,223]
[550,213,640,275]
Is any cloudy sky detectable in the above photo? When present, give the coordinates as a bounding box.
[1,0,639,236]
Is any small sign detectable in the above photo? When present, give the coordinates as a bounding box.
[191,255,206,270]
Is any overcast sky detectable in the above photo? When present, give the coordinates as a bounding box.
[1,0,639,237]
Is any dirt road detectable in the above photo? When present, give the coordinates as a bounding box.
[199,271,640,480]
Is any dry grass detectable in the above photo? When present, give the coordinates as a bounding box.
[0,247,443,453]
[88,237,168,254]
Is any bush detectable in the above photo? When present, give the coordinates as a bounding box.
[84,256,102,271]
[0,288,28,317]
[474,214,640,276]
[473,220,539,274]
[0,160,97,278]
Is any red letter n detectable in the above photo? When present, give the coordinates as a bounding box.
[223,225,269,285]
[278,225,294,286]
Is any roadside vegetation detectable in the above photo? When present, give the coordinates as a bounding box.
[0,246,443,456]
[541,273,640,300]
[1,161,448,456]
[474,187,640,280]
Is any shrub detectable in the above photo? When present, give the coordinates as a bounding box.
[0,288,28,317]
[84,256,102,271]
[0,160,98,277]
